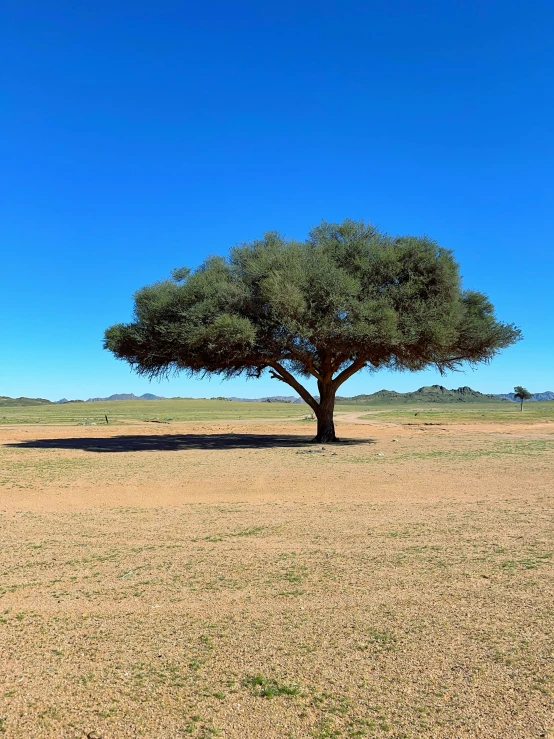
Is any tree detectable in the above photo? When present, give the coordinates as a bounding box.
[104,220,521,442]
[513,385,532,411]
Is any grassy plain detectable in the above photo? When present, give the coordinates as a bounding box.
[0,399,310,426]
[0,400,553,737]
[2,397,553,426]
[359,401,554,425]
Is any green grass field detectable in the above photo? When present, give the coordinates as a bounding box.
[1,397,552,426]
[0,398,311,425]
[359,401,554,424]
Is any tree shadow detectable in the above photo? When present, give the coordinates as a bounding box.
[6,433,374,453]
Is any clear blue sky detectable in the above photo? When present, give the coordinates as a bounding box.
[2,0,553,400]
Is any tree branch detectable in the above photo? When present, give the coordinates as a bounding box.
[284,349,323,381]
[331,358,367,389]
[268,362,319,410]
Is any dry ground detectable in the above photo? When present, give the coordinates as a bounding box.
[1,414,553,738]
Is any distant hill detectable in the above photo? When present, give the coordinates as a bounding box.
[84,393,166,402]
[3,386,552,409]
[0,396,52,407]
[336,385,508,404]
[222,395,303,403]
[55,393,164,403]
[495,391,554,402]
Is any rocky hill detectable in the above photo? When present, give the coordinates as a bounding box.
[0,396,52,407]
[336,385,507,404]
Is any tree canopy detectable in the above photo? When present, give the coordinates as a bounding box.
[513,385,532,411]
[104,220,521,441]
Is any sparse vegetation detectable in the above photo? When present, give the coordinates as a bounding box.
[1,396,553,429]
[0,406,553,736]
[244,674,301,698]
[0,397,308,425]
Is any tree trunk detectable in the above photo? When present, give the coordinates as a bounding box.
[520,400,523,412]
[314,384,338,442]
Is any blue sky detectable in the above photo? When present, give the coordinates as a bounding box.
[2,0,553,401]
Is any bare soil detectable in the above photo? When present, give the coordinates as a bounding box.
[1,416,553,738]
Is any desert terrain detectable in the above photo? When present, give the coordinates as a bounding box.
[1,403,553,738]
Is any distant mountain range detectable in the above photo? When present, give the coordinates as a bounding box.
[0,393,166,407]
[336,385,554,404]
[495,391,554,402]
[78,393,165,403]
[1,386,553,408]
[217,395,303,404]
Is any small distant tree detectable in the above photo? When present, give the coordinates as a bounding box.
[104,220,521,442]
[513,385,532,411]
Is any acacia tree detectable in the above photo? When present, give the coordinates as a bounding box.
[104,220,521,442]
[513,385,532,411]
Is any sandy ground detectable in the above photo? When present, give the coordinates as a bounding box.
[0,416,553,738]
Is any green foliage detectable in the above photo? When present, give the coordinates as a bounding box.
[514,386,533,402]
[104,220,520,418]
[514,385,533,410]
